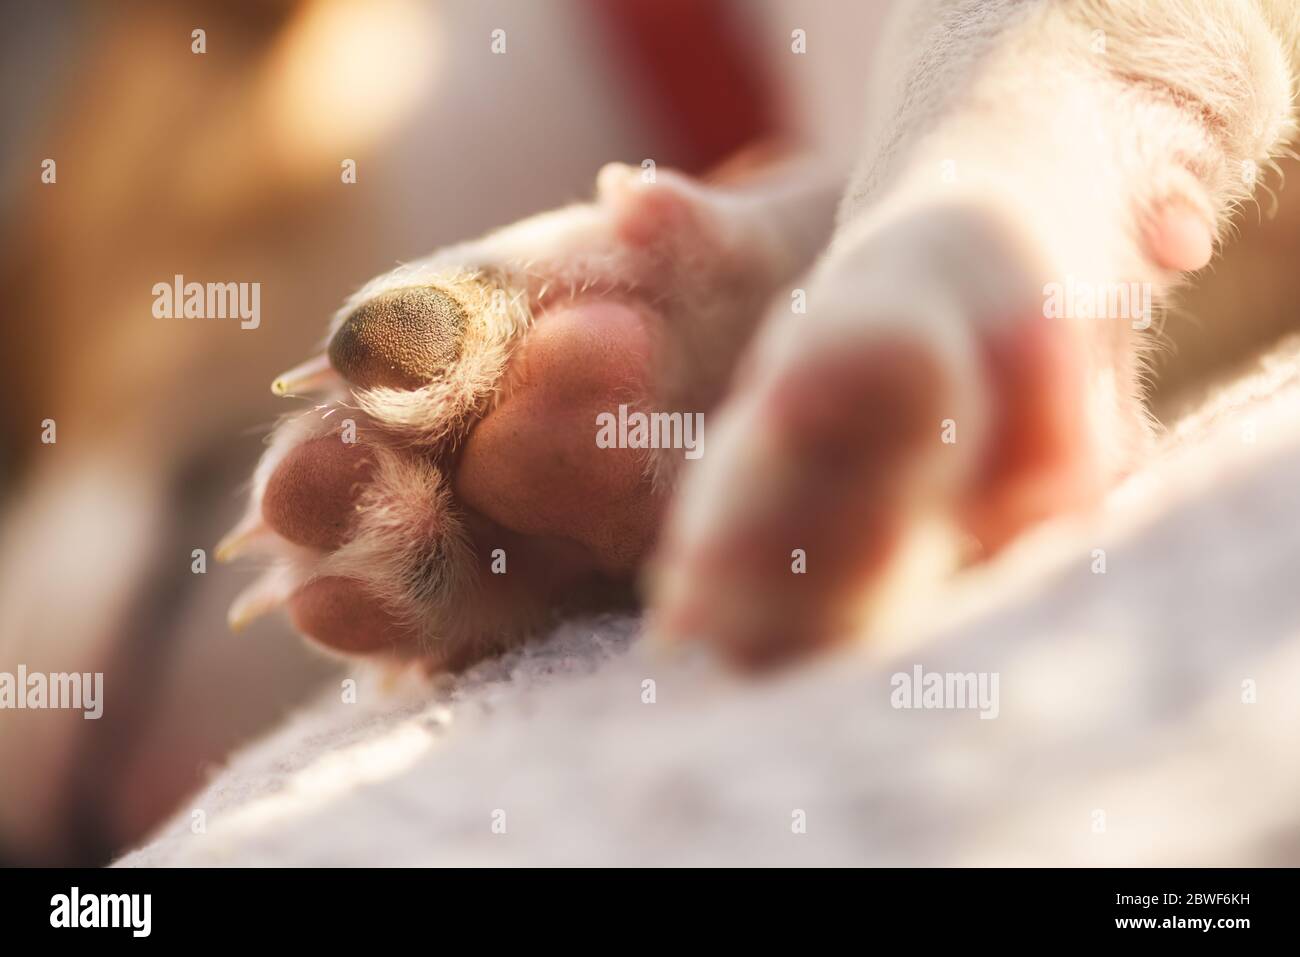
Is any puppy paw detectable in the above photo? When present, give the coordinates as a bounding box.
[223,285,658,665]
[220,162,835,667]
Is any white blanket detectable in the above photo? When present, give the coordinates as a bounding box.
[119,342,1300,866]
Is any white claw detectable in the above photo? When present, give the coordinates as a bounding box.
[215,515,273,563]
[228,567,301,633]
[271,354,339,397]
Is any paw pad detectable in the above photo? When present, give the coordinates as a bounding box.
[329,286,467,390]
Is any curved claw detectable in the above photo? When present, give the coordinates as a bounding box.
[228,567,301,632]
[271,354,340,397]
[215,516,274,563]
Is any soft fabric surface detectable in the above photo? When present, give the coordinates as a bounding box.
[119,341,1300,866]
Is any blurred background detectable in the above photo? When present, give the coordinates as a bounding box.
[2,0,1298,866]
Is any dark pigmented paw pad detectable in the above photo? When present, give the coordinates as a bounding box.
[329,286,467,390]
